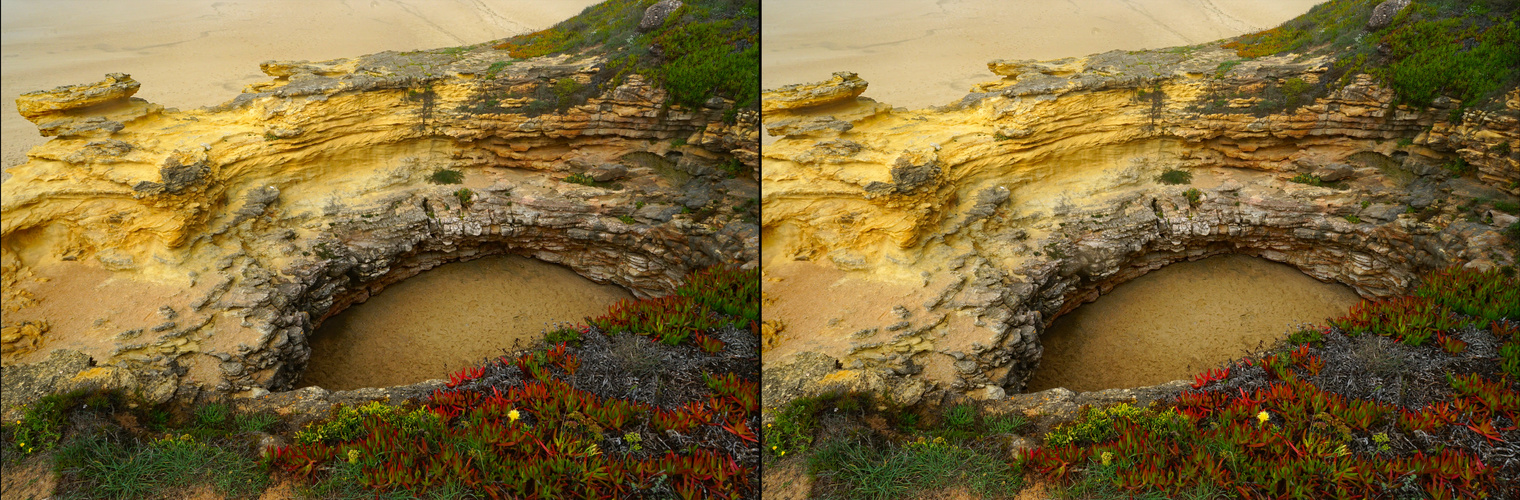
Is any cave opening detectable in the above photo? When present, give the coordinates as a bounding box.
[1025,253,1363,392]
[295,254,631,390]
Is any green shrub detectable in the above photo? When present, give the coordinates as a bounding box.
[1183,188,1203,207]
[767,397,821,459]
[454,188,474,209]
[544,325,584,345]
[943,404,976,430]
[1215,59,1243,78]
[676,265,760,325]
[987,414,1029,435]
[808,437,1023,500]
[563,173,603,187]
[618,214,637,224]
[5,391,74,454]
[233,413,278,434]
[56,434,269,499]
[485,61,511,78]
[1156,168,1193,185]
[494,0,759,114]
[1378,7,1520,108]
[1287,328,1326,347]
[1290,173,1326,186]
[294,401,439,445]
[553,78,583,111]
[1345,214,1363,223]
[429,169,464,185]
[1044,403,1189,447]
[194,403,228,429]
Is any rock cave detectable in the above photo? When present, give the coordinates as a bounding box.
[760,53,1518,409]
[0,45,760,416]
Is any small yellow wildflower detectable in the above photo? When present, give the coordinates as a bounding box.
[508,409,521,422]
[1100,451,1113,466]
[1257,411,1270,427]
[779,450,786,456]
[347,449,360,464]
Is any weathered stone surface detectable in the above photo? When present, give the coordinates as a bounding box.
[761,72,868,113]
[1,42,759,415]
[761,44,1519,411]
[15,73,139,119]
[1367,0,1412,31]
[639,0,683,32]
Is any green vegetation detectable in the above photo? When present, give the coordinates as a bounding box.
[490,0,758,116]
[618,214,637,224]
[1155,168,1193,185]
[552,77,583,111]
[428,169,464,185]
[985,414,1028,435]
[484,60,511,78]
[808,437,1022,500]
[1214,59,1243,78]
[1183,188,1202,207]
[562,172,614,189]
[776,267,1519,499]
[2,265,759,499]
[454,187,474,209]
[1345,214,1363,223]
[272,265,759,498]
[57,433,269,499]
[1289,173,1331,187]
[591,265,757,347]
[1444,157,1476,177]
[2,390,275,498]
[1223,0,1520,114]
[1043,403,1190,447]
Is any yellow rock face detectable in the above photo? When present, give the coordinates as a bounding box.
[760,44,1519,401]
[1,44,759,406]
[14,72,140,120]
[761,72,869,113]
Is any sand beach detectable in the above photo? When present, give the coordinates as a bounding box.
[763,0,1326,111]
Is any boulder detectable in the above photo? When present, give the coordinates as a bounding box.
[638,0,683,32]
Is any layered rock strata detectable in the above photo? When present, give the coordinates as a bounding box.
[1,46,759,417]
[761,46,1519,408]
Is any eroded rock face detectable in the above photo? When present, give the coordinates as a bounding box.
[1,46,759,417]
[760,44,1519,409]
[760,72,869,113]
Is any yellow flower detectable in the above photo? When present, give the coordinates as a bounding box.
[1257,411,1270,426]
[779,450,786,456]
[347,449,360,464]
[1100,451,1113,466]
[508,409,521,422]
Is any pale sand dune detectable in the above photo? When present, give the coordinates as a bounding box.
[763,0,1326,111]
[1,0,599,174]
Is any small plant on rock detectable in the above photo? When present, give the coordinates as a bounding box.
[1156,168,1193,185]
[429,169,464,185]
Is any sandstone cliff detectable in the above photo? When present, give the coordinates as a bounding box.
[761,47,1519,407]
[1,41,759,415]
